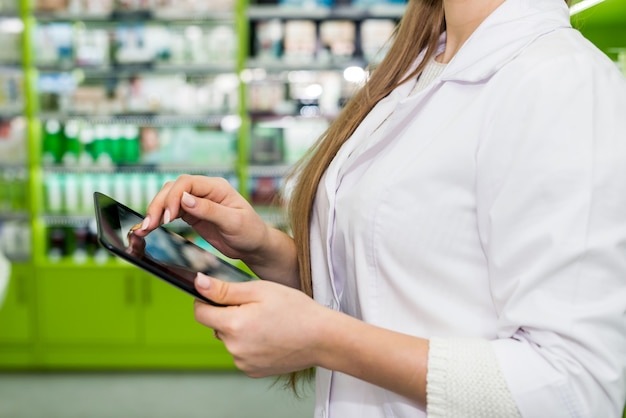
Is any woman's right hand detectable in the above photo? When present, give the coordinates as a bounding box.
[133,175,269,263]
[135,174,300,288]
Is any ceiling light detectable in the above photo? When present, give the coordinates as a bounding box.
[569,0,606,16]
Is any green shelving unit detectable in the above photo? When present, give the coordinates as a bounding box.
[0,0,248,370]
[0,0,624,372]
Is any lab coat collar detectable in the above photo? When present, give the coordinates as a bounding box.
[442,0,571,83]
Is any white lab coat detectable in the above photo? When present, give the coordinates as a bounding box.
[309,0,626,417]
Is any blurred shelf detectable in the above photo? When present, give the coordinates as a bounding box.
[42,214,94,227]
[246,57,366,71]
[42,164,236,175]
[38,113,236,127]
[0,63,22,70]
[247,5,405,20]
[35,257,132,268]
[2,254,31,263]
[0,211,30,221]
[249,112,336,122]
[0,62,22,68]
[0,163,28,170]
[255,205,288,229]
[33,10,235,23]
[0,110,24,118]
[248,164,293,177]
[36,63,237,77]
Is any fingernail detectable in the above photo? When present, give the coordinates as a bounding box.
[163,209,171,225]
[182,192,196,208]
[196,274,211,289]
[141,216,150,231]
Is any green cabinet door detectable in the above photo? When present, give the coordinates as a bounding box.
[37,265,140,345]
[140,274,234,368]
[0,263,34,344]
[140,273,214,346]
[0,263,35,367]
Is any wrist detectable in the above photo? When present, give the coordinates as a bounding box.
[313,308,359,371]
[242,226,299,287]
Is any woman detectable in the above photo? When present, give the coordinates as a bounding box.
[134,0,626,416]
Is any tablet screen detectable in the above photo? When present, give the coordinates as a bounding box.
[94,192,255,303]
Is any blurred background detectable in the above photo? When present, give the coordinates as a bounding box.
[0,0,623,416]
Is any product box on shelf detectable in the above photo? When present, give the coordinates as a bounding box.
[37,72,240,116]
[319,20,356,62]
[35,21,238,70]
[282,20,317,63]
[0,168,28,213]
[36,0,69,12]
[46,224,98,263]
[33,23,73,68]
[42,119,238,169]
[0,118,27,164]
[361,19,396,63]
[0,72,23,114]
[0,220,31,262]
[0,25,22,65]
[0,0,18,14]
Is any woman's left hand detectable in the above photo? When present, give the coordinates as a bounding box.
[194,274,430,405]
[193,273,328,377]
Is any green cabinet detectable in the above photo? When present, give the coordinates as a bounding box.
[140,273,213,346]
[36,264,140,345]
[139,273,234,369]
[0,0,242,370]
[30,263,232,369]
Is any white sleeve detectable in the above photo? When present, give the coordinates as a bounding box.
[475,49,626,416]
[427,337,521,418]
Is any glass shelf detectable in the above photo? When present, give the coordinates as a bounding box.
[38,113,234,128]
[246,58,367,72]
[33,10,236,23]
[247,5,405,20]
[36,63,238,77]
[0,211,30,221]
[0,110,24,118]
[248,164,293,178]
[42,214,93,227]
[42,164,236,176]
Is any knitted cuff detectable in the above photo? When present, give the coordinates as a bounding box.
[426,337,521,418]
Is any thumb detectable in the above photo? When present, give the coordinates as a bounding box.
[195,273,259,306]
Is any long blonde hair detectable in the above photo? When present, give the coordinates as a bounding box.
[289,0,445,300]
[282,0,445,393]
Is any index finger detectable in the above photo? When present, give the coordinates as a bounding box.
[131,179,175,236]
[140,175,245,237]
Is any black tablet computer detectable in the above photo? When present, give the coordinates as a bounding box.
[93,192,256,306]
